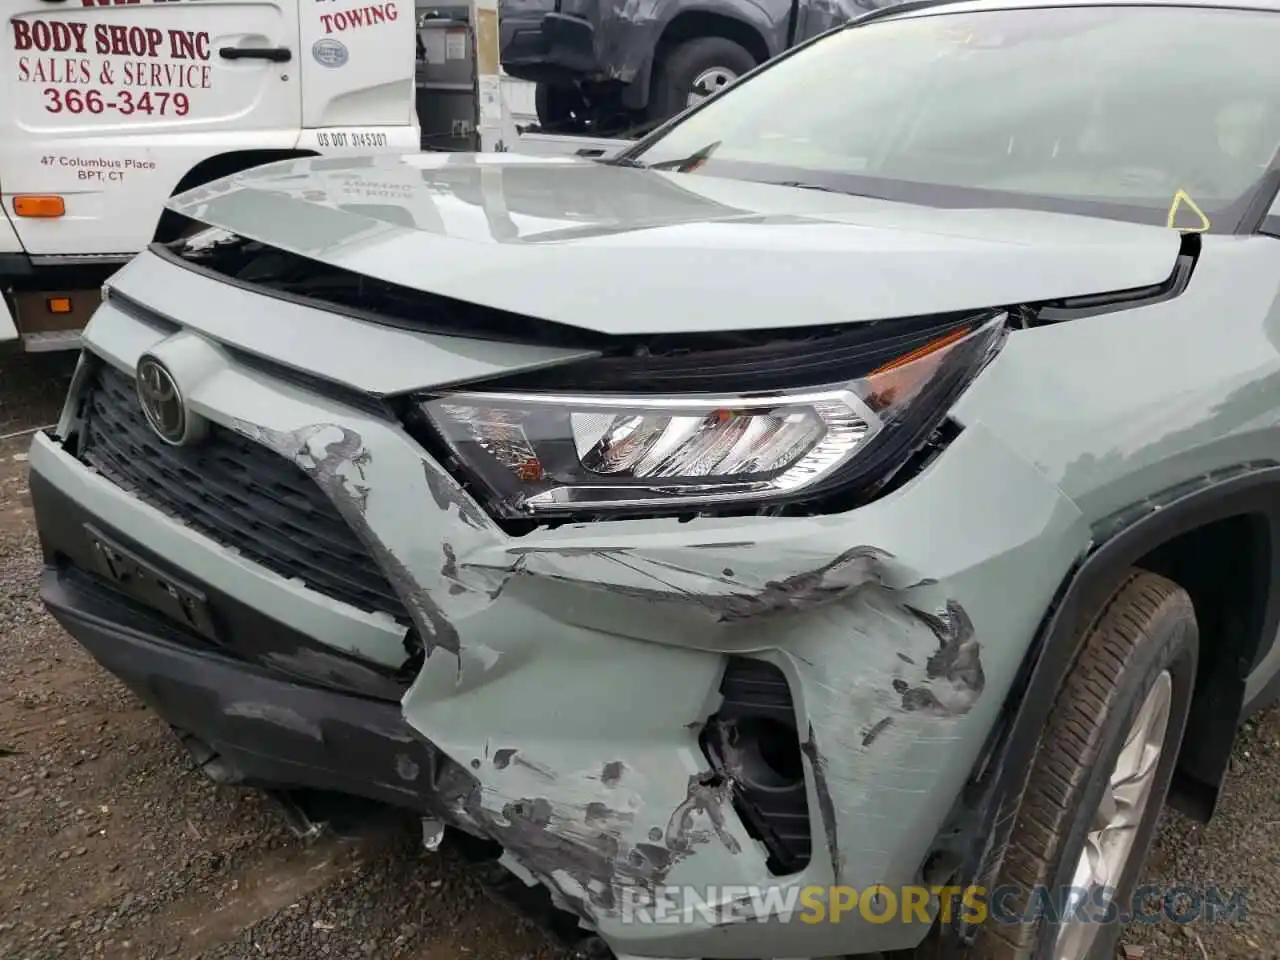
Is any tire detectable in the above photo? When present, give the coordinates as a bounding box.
[534,82,589,132]
[974,569,1199,960]
[649,37,756,123]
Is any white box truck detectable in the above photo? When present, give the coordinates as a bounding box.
[0,0,490,351]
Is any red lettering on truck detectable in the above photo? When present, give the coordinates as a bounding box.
[320,1,398,34]
[122,61,211,88]
[12,16,214,120]
[17,57,94,84]
[167,29,210,60]
[92,24,164,57]
[11,19,91,53]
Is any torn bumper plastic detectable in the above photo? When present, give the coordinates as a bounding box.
[29,253,1091,958]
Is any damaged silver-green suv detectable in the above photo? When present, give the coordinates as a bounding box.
[28,0,1280,957]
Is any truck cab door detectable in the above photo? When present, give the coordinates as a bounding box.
[1,0,303,256]
[296,0,419,153]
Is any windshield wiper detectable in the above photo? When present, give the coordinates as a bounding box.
[774,181,880,199]
[775,180,840,192]
[646,141,723,172]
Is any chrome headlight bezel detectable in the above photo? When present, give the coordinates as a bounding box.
[415,312,1007,520]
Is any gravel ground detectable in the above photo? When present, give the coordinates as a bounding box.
[1,351,1277,960]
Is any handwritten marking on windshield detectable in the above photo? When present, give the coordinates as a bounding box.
[1166,189,1211,233]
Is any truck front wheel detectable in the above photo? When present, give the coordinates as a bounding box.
[649,37,756,123]
[534,82,590,132]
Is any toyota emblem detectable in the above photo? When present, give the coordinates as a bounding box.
[136,356,188,445]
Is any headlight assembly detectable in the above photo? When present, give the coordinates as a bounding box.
[419,313,1006,518]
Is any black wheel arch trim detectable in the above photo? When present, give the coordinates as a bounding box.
[945,460,1280,942]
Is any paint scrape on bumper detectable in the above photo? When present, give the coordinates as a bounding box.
[216,403,1084,956]
[391,425,1085,956]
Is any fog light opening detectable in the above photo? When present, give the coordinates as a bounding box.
[728,717,805,792]
[702,656,813,875]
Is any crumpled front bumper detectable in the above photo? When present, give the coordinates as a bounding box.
[35,551,445,810]
[29,255,1088,958]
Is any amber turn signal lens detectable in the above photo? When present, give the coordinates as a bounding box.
[13,195,66,218]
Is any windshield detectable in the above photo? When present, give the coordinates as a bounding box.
[625,4,1280,231]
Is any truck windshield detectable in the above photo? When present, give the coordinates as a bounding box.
[625,5,1280,231]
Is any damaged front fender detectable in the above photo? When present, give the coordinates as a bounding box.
[399,423,1087,957]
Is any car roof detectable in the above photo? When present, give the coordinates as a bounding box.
[859,0,1280,23]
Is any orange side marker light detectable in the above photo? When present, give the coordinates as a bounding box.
[14,195,66,218]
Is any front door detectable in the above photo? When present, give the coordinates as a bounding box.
[297,0,418,152]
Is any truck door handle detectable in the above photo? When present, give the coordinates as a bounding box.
[219,46,292,62]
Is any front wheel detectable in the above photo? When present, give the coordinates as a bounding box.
[534,82,590,132]
[648,37,756,123]
[976,569,1199,960]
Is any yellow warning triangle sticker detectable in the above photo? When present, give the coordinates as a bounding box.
[1166,189,1211,233]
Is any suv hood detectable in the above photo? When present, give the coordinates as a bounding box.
[166,152,1184,336]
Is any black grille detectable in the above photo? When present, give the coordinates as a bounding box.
[76,361,410,624]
